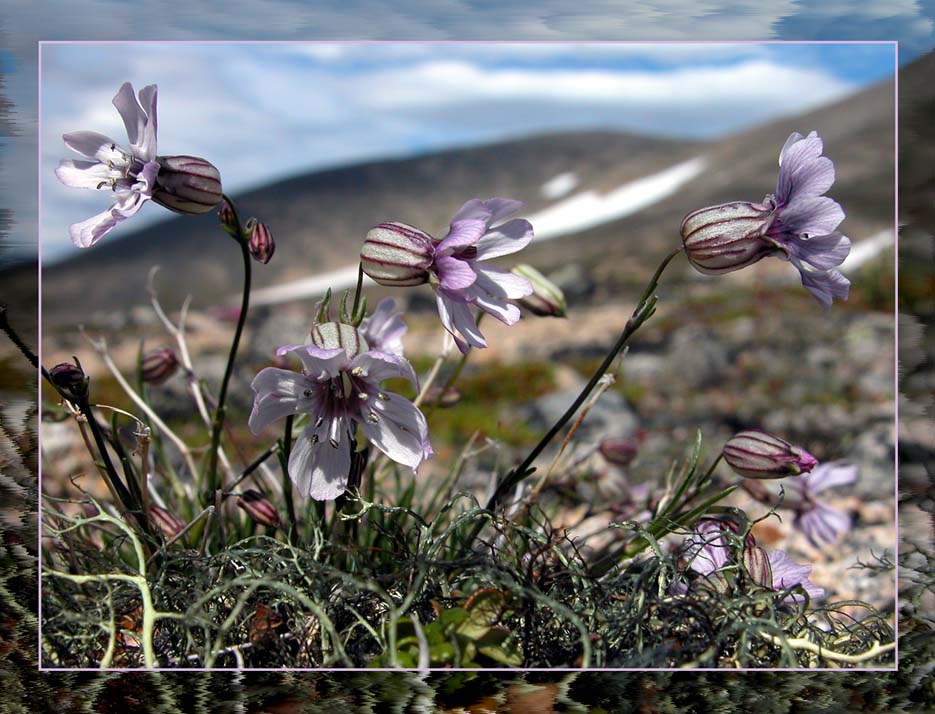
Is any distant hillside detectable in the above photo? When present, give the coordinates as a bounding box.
[13,66,897,328]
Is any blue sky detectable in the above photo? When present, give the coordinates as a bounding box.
[38,42,895,262]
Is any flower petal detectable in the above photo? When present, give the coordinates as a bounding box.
[288,427,352,500]
[436,291,487,353]
[350,350,418,388]
[792,262,851,308]
[436,218,488,255]
[62,131,126,163]
[778,196,845,236]
[451,198,493,223]
[768,549,824,601]
[800,462,858,494]
[473,264,534,300]
[787,232,851,271]
[67,191,147,249]
[276,344,347,379]
[434,254,477,290]
[55,160,123,189]
[362,391,432,470]
[474,218,534,260]
[248,367,309,434]
[795,503,851,547]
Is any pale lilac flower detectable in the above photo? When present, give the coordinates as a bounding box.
[685,518,735,576]
[788,462,857,546]
[359,297,406,356]
[761,548,825,603]
[431,198,534,352]
[249,322,432,500]
[55,82,161,248]
[681,131,850,307]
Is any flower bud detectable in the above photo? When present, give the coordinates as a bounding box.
[218,196,239,236]
[742,543,773,588]
[309,321,368,360]
[237,489,281,528]
[598,438,639,467]
[149,506,186,540]
[722,429,818,480]
[680,200,784,275]
[360,222,435,286]
[512,264,566,317]
[151,155,223,215]
[49,361,89,400]
[247,221,275,264]
[140,347,179,385]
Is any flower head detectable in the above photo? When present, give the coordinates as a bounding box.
[513,264,567,317]
[140,347,179,385]
[680,131,851,307]
[788,461,857,546]
[248,322,432,500]
[722,429,818,480]
[361,199,535,353]
[55,82,221,248]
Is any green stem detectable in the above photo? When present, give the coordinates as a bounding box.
[205,195,252,503]
[460,246,683,553]
[351,263,364,320]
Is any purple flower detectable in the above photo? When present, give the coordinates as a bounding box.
[361,199,535,353]
[681,131,850,308]
[788,461,857,547]
[359,297,406,356]
[761,548,825,603]
[248,322,432,500]
[684,518,737,576]
[55,82,161,248]
[431,199,534,352]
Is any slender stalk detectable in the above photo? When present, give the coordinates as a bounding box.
[350,263,364,320]
[0,304,40,369]
[460,246,683,554]
[205,194,252,503]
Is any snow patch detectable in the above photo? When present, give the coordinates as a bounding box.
[541,172,579,200]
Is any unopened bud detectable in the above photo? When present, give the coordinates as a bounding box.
[149,506,186,540]
[360,222,435,287]
[308,322,368,360]
[742,544,773,588]
[151,155,223,215]
[237,490,281,528]
[512,264,566,317]
[680,200,784,275]
[247,221,275,264]
[722,429,818,480]
[598,438,638,467]
[218,196,239,235]
[49,361,89,400]
[140,347,179,385]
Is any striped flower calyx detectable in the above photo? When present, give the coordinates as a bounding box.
[361,222,435,287]
[722,429,818,480]
[680,200,781,275]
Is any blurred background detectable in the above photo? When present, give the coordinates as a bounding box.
[24,42,899,610]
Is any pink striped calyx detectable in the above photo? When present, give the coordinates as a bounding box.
[680,200,783,275]
[151,154,223,215]
[360,221,435,287]
[722,429,818,480]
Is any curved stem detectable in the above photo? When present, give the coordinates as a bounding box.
[205,195,252,503]
[460,246,683,553]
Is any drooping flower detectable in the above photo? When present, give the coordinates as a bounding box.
[680,131,851,307]
[361,199,534,353]
[248,322,432,500]
[55,82,221,249]
[140,347,179,385]
[512,264,567,318]
[787,461,857,546]
[722,429,818,480]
